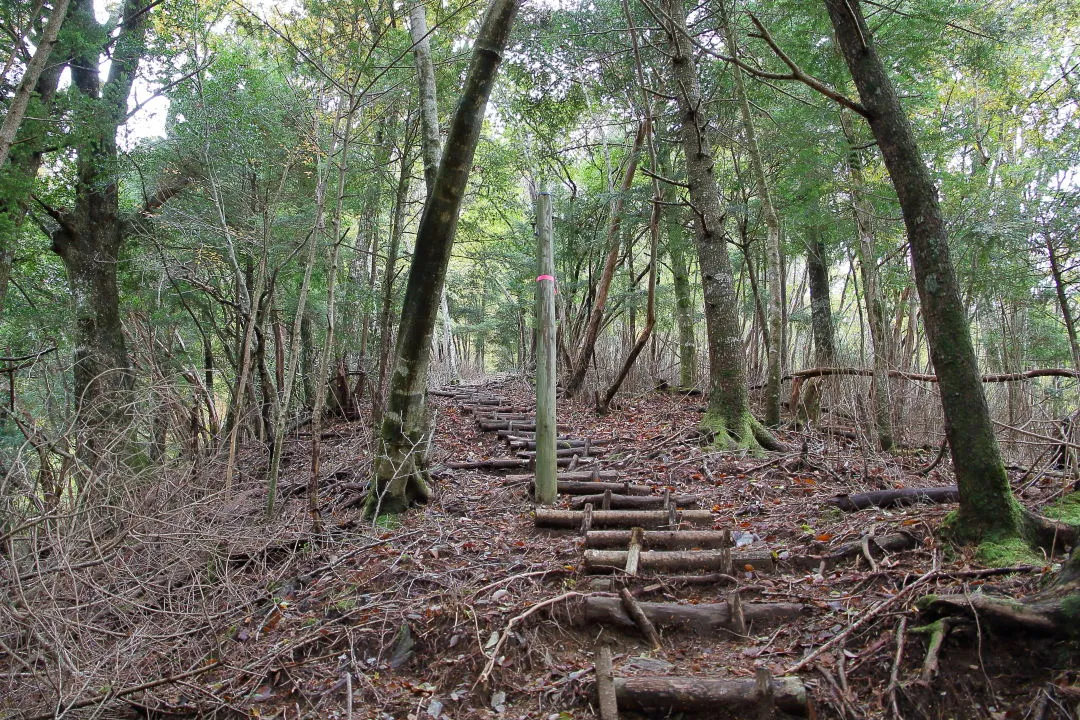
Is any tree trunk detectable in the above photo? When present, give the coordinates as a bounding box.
[564,123,646,398]
[826,0,1020,540]
[369,0,519,516]
[0,0,71,169]
[840,111,894,451]
[49,0,150,477]
[410,3,460,386]
[1044,230,1080,370]
[661,0,776,452]
[805,225,836,368]
[374,146,413,422]
[721,2,783,427]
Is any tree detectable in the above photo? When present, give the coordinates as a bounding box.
[823,0,1040,543]
[43,0,162,474]
[368,0,520,516]
[659,0,779,452]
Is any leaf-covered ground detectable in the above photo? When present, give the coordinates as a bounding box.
[5,377,1078,719]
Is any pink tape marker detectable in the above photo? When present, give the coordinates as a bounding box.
[536,274,557,293]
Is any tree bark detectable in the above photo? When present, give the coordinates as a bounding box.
[840,111,894,451]
[0,0,71,169]
[369,0,519,516]
[805,225,836,367]
[825,0,1020,541]
[564,123,646,397]
[721,2,783,427]
[661,0,775,452]
[49,0,150,475]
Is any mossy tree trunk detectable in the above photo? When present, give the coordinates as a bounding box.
[826,0,1018,538]
[661,0,778,453]
[368,0,519,516]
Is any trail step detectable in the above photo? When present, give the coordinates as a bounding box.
[583,548,775,574]
[582,596,806,633]
[569,493,699,510]
[535,508,712,529]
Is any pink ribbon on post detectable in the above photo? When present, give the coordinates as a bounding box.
[536,274,556,292]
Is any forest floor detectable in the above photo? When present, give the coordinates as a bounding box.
[5,376,1079,719]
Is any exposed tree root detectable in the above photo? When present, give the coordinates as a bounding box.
[699,410,787,455]
[919,550,1080,638]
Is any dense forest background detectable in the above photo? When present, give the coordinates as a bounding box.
[1,0,1079,716]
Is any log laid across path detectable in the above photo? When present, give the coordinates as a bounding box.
[582,596,806,633]
[613,675,808,716]
[583,548,775,573]
[535,508,713,529]
[569,493,700,510]
[585,529,732,549]
[532,480,653,496]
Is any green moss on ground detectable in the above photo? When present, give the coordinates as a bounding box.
[974,534,1045,567]
[1042,492,1080,525]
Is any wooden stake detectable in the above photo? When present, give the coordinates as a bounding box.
[596,645,619,720]
[620,587,663,650]
[625,526,644,576]
[534,192,557,505]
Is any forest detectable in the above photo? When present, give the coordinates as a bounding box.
[0,0,1079,717]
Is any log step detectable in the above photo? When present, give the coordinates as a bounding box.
[569,493,699,510]
[530,480,652,496]
[583,548,775,574]
[585,529,732,549]
[583,596,806,633]
[535,508,713,529]
[478,421,570,431]
[445,456,589,470]
[518,447,607,459]
[506,470,621,483]
[613,675,808,716]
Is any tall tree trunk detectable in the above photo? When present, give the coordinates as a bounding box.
[1044,230,1080,371]
[826,0,1020,540]
[805,225,836,367]
[720,3,783,425]
[661,0,778,452]
[564,123,646,398]
[840,111,894,451]
[369,0,519,516]
[49,0,150,477]
[374,147,413,422]
[410,2,460,385]
[0,0,71,169]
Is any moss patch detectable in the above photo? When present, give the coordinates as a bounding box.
[974,535,1044,567]
[1042,492,1080,525]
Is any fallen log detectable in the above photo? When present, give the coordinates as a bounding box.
[788,531,919,570]
[792,365,1080,384]
[535,508,713,529]
[828,487,959,511]
[585,530,732,550]
[614,675,808,716]
[506,470,620,483]
[584,549,774,574]
[583,596,806,633]
[476,412,534,421]
[570,493,700,510]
